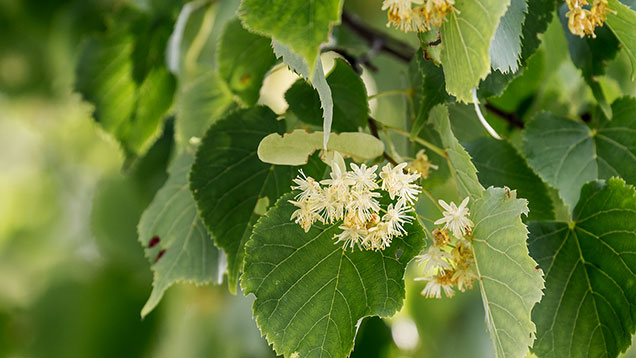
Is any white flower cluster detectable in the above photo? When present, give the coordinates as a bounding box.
[289,161,421,251]
[382,0,456,33]
[415,197,477,299]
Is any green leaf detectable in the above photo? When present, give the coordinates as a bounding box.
[190,106,296,292]
[529,178,636,358]
[285,59,369,132]
[257,130,384,166]
[239,0,344,72]
[465,138,555,221]
[490,0,528,73]
[273,41,333,148]
[520,0,557,61]
[218,18,277,106]
[559,3,620,118]
[607,0,636,80]
[440,0,511,102]
[138,152,220,317]
[471,187,544,358]
[76,25,176,157]
[175,69,235,148]
[410,51,451,139]
[522,97,636,210]
[429,104,484,200]
[242,192,426,358]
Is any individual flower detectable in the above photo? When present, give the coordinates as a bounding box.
[321,161,353,201]
[347,189,382,222]
[365,222,393,251]
[417,245,453,274]
[348,163,379,191]
[380,163,421,204]
[315,186,345,224]
[417,271,455,298]
[289,199,321,232]
[291,169,321,202]
[421,0,456,28]
[434,197,473,238]
[452,263,477,292]
[407,149,438,179]
[335,224,368,251]
[382,0,423,31]
[383,199,413,237]
[432,228,450,247]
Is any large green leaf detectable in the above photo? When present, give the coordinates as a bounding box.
[242,192,426,358]
[529,178,636,358]
[257,130,384,166]
[440,0,511,102]
[138,152,220,317]
[471,187,544,358]
[522,97,636,210]
[465,138,555,221]
[429,104,485,200]
[76,23,176,157]
[190,106,296,292]
[239,0,343,72]
[285,59,369,132]
[490,0,528,73]
[175,68,235,149]
[607,0,636,80]
[218,18,277,106]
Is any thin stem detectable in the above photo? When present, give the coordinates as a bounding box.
[416,213,436,223]
[421,188,443,212]
[416,216,433,242]
[368,89,412,100]
[184,2,217,73]
[376,121,447,158]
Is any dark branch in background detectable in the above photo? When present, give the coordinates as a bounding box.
[342,11,417,63]
[322,46,378,74]
[368,117,399,165]
[484,102,524,129]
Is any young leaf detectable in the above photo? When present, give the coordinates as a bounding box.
[239,0,344,73]
[76,24,175,157]
[175,69,235,148]
[529,178,636,358]
[522,98,636,210]
[242,192,426,358]
[273,41,333,149]
[190,106,296,292]
[429,104,485,200]
[471,187,544,358]
[490,0,528,73]
[440,0,511,102]
[285,59,369,132]
[606,0,636,80]
[465,138,555,221]
[218,18,277,106]
[257,130,384,166]
[138,152,220,317]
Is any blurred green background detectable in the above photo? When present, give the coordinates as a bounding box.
[1,0,635,357]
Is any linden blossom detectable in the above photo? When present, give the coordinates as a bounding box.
[382,0,456,33]
[288,157,421,252]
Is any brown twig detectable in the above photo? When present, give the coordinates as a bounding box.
[368,117,399,165]
[484,102,524,129]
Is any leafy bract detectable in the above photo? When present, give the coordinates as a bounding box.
[429,104,484,200]
[76,22,175,157]
[273,41,333,149]
[471,187,544,358]
[440,0,510,102]
[257,130,384,166]
[218,18,277,106]
[175,69,235,148]
[242,192,426,358]
[138,152,220,317]
[606,0,636,80]
[490,0,528,73]
[529,178,636,358]
[522,97,636,210]
[190,106,296,292]
[239,0,343,73]
[285,59,369,132]
[465,138,555,221]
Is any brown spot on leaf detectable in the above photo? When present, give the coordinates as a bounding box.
[240,74,251,85]
[149,236,160,248]
[155,249,166,263]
